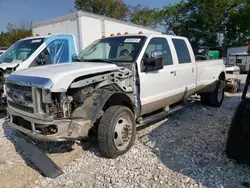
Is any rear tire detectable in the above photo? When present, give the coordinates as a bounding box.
[201,80,224,107]
[97,105,136,158]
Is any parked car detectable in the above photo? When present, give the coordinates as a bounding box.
[5,33,226,159]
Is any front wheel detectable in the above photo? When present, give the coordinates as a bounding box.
[97,105,136,158]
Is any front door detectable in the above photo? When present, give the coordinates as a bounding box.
[139,37,180,115]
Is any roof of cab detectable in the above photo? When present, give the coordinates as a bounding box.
[18,34,73,41]
[103,33,187,40]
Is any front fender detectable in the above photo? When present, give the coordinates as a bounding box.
[71,89,115,122]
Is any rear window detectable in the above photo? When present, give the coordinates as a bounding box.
[172,39,191,64]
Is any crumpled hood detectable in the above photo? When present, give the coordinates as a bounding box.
[8,62,120,92]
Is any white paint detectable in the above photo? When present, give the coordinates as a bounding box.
[136,34,225,107]
[0,35,75,72]
[32,19,80,53]
[80,16,102,49]
[32,11,161,54]
[11,34,226,112]
[12,62,120,92]
[104,20,159,37]
[124,38,141,43]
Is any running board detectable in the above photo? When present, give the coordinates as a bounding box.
[14,131,64,178]
[137,100,196,128]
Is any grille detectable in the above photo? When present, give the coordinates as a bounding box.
[13,115,32,130]
[6,83,33,103]
[8,101,34,113]
[6,83,34,113]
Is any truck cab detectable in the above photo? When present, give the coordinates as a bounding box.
[0,34,77,108]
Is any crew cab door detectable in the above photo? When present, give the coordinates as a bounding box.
[138,37,180,115]
[171,38,197,97]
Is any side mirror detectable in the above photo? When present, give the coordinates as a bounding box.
[143,51,164,72]
[72,54,78,61]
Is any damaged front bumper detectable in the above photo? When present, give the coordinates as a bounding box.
[6,107,92,141]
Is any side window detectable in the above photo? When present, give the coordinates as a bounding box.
[30,47,51,67]
[172,39,191,64]
[30,39,70,67]
[144,38,173,66]
[47,39,69,63]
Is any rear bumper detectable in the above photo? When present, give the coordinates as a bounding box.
[6,107,92,141]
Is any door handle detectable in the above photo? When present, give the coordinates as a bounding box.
[170,70,176,76]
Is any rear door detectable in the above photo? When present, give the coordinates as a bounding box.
[139,37,180,115]
[171,38,197,97]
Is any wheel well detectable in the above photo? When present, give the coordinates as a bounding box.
[103,93,135,114]
[219,72,226,81]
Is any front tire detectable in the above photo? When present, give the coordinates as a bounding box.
[97,105,136,158]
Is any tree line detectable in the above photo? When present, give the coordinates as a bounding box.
[0,22,32,47]
[75,0,250,54]
[1,0,249,55]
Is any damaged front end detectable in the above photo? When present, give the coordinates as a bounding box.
[5,67,136,141]
[0,68,13,110]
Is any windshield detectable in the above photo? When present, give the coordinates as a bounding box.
[0,38,44,63]
[77,36,146,62]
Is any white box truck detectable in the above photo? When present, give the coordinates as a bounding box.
[32,10,161,54]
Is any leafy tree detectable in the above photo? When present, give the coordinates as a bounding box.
[0,22,32,47]
[129,4,163,29]
[74,0,129,20]
[222,0,250,47]
[162,0,249,50]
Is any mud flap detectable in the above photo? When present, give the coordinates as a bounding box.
[14,131,64,178]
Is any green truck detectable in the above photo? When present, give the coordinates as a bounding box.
[195,46,220,60]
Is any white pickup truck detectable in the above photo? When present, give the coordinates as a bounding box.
[0,34,77,109]
[5,33,226,158]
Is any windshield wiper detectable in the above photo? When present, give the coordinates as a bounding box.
[74,58,82,62]
[83,59,116,64]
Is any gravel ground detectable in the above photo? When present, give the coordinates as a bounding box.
[0,75,250,188]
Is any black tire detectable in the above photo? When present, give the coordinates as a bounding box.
[200,80,224,107]
[226,99,250,164]
[200,93,210,105]
[226,100,245,160]
[97,105,136,158]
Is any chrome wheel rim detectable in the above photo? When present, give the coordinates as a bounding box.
[113,116,133,151]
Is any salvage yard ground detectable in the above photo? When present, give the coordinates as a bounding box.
[0,75,249,188]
